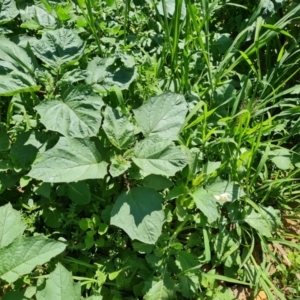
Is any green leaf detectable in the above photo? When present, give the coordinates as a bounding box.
[57,69,88,86]
[2,291,30,300]
[55,3,73,21]
[204,160,221,175]
[269,148,291,170]
[0,235,66,283]
[191,188,219,223]
[132,136,187,177]
[36,263,81,300]
[28,137,108,183]
[86,54,137,91]
[243,206,281,237]
[178,274,199,298]
[34,182,52,198]
[10,131,48,169]
[103,107,135,149]
[32,28,86,69]
[175,251,198,272]
[20,18,41,30]
[207,179,245,204]
[156,0,186,20]
[67,181,91,205]
[0,37,36,73]
[109,156,131,177]
[132,241,154,254]
[110,187,165,244]
[20,5,56,29]
[133,92,187,140]
[142,174,173,191]
[0,67,39,96]
[0,0,19,25]
[144,275,176,300]
[213,231,240,264]
[0,159,11,171]
[0,203,26,248]
[35,86,104,138]
[0,130,9,151]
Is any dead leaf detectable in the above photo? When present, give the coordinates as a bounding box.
[254,290,267,300]
[232,285,252,300]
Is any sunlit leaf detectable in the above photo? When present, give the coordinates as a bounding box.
[133,92,187,140]
[243,206,281,237]
[0,0,19,25]
[35,86,104,138]
[110,187,165,244]
[28,137,108,183]
[132,136,187,177]
[103,107,135,149]
[86,54,137,91]
[32,28,86,68]
[0,236,66,283]
[0,203,26,248]
[36,263,80,300]
[191,188,218,223]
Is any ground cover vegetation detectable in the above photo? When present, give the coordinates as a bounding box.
[0,0,300,299]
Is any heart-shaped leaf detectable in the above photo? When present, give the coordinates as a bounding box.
[28,137,108,183]
[110,187,165,244]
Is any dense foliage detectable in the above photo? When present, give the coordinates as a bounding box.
[0,0,300,299]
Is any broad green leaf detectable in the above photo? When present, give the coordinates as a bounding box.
[28,137,108,183]
[0,67,39,96]
[10,131,48,169]
[20,5,56,29]
[0,159,11,171]
[103,107,135,149]
[142,174,173,191]
[0,0,18,25]
[55,3,74,21]
[132,136,187,177]
[133,92,187,140]
[2,291,30,300]
[269,148,291,170]
[32,28,86,69]
[213,231,240,265]
[34,182,52,198]
[0,203,26,248]
[67,181,91,205]
[204,160,221,175]
[57,69,88,86]
[35,86,104,138]
[156,0,186,20]
[43,207,63,229]
[175,251,198,272]
[0,172,19,194]
[132,241,154,254]
[86,54,137,91]
[191,188,218,223]
[207,179,245,204]
[20,18,41,30]
[0,130,9,151]
[144,275,176,300]
[110,187,165,244]
[109,156,131,177]
[0,37,36,73]
[36,263,81,300]
[243,206,281,237]
[178,274,199,298]
[0,235,66,283]
[213,84,236,104]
